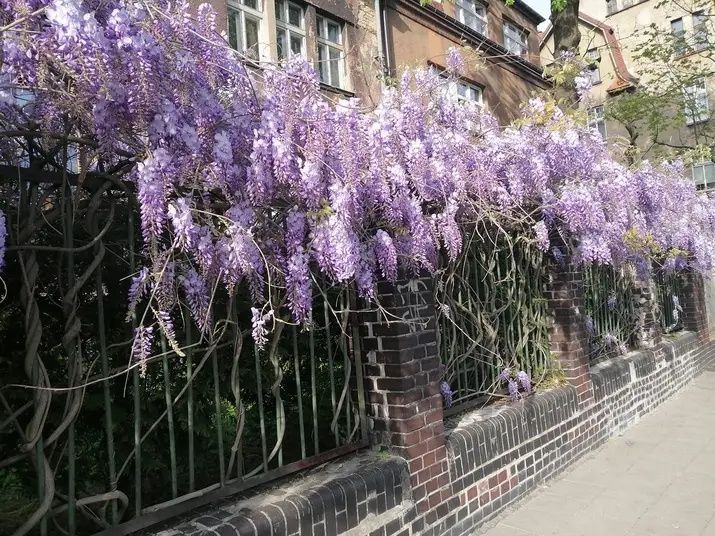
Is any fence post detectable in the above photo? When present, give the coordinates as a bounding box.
[681,271,709,341]
[544,258,594,407]
[632,275,662,349]
[360,274,456,522]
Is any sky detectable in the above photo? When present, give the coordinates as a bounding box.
[526,0,552,30]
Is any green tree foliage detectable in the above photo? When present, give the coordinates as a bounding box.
[604,0,714,164]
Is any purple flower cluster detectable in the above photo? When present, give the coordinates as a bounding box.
[0,209,6,272]
[499,368,533,401]
[440,381,454,408]
[3,5,715,350]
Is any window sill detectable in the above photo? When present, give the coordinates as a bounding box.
[686,119,711,127]
[319,82,355,98]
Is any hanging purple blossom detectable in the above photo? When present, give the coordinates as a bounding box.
[445,47,466,75]
[507,379,520,401]
[251,307,273,352]
[584,315,596,337]
[498,368,511,382]
[131,326,154,377]
[533,220,550,252]
[0,209,6,272]
[517,371,532,394]
[440,381,453,408]
[607,295,617,310]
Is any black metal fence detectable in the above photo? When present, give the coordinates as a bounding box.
[0,179,367,536]
[656,271,685,333]
[583,265,637,361]
[435,231,550,409]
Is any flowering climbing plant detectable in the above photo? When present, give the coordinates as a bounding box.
[1,0,714,371]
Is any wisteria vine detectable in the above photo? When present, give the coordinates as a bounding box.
[1,0,714,369]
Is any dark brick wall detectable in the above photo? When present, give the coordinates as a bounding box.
[544,261,594,407]
[161,271,714,536]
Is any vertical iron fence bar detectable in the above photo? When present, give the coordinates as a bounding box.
[349,289,369,443]
[211,346,226,483]
[67,422,76,536]
[186,321,195,492]
[128,212,143,517]
[96,258,119,525]
[340,292,351,438]
[160,337,179,498]
[309,315,319,455]
[292,326,307,459]
[323,290,338,446]
[255,347,269,472]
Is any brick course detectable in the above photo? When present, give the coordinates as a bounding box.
[162,275,714,536]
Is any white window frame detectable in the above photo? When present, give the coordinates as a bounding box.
[443,78,484,106]
[683,78,710,125]
[692,161,715,191]
[671,17,687,56]
[503,21,527,57]
[316,15,346,89]
[693,11,709,52]
[585,48,601,85]
[227,0,263,58]
[588,105,607,138]
[275,0,306,60]
[455,0,487,35]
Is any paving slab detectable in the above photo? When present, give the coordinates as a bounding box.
[478,366,715,536]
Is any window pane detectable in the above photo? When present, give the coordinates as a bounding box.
[318,45,328,83]
[277,29,286,59]
[275,0,285,21]
[288,3,302,27]
[228,10,239,50]
[694,165,706,185]
[317,16,325,38]
[243,0,258,10]
[245,17,259,56]
[329,47,340,86]
[705,163,715,184]
[290,33,303,55]
[327,21,341,43]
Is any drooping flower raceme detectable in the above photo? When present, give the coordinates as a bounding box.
[0,209,6,273]
[2,0,714,357]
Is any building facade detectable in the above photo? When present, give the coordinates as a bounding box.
[540,1,714,189]
[194,0,548,123]
[381,0,549,123]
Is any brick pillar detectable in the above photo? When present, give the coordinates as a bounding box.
[681,271,709,341]
[632,275,662,349]
[360,275,453,519]
[544,260,594,407]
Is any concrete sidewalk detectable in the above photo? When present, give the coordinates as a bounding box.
[478,365,715,536]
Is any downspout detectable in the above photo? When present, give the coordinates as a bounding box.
[374,0,391,85]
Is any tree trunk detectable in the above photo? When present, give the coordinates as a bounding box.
[551,0,581,106]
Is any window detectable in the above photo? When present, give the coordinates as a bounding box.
[671,18,687,56]
[227,0,262,58]
[588,105,607,138]
[275,0,305,60]
[456,0,487,35]
[443,78,484,106]
[683,78,709,125]
[692,161,715,191]
[316,15,345,88]
[694,11,709,52]
[503,22,527,56]
[622,0,632,7]
[606,0,616,15]
[585,48,601,85]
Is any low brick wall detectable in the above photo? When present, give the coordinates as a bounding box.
[160,331,714,536]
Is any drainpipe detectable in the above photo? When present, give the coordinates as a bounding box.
[374,0,391,85]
